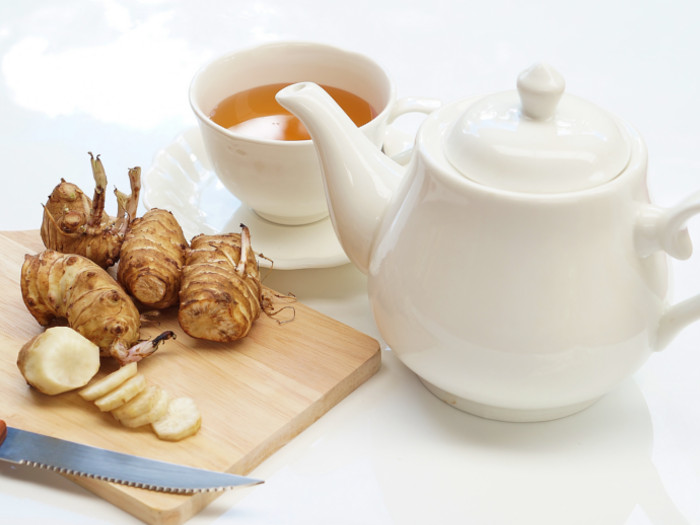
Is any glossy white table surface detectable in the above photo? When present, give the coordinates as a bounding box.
[2,1,700,523]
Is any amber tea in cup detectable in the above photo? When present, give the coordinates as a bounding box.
[209,83,377,141]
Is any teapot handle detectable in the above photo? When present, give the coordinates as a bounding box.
[636,191,700,349]
[383,97,442,165]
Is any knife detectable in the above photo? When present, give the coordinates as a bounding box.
[0,419,262,493]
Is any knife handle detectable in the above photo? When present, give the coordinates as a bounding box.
[0,420,6,445]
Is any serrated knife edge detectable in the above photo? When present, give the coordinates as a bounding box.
[0,420,263,493]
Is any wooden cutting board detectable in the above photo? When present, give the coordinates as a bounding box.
[0,230,381,524]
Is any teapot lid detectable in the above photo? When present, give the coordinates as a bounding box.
[444,63,630,193]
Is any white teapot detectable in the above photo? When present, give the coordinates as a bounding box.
[276,64,700,422]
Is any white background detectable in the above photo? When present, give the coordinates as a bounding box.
[2,1,700,523]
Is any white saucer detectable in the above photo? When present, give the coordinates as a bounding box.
[142,127,350,270]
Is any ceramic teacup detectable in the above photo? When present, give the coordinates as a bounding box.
[189,41,438,225]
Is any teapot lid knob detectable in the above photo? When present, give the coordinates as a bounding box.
[517,63,565,120]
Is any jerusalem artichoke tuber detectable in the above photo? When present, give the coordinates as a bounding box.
[178,225,262,342]
[17,326,100,395]
[20,249,171,365]
[40,153,140,268]
[117,208,188,309]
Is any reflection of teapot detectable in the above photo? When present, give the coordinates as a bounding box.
[276,64,700,422]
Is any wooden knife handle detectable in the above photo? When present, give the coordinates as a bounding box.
[0,419,6,445]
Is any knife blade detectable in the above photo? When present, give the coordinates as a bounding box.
[0,420,262,493]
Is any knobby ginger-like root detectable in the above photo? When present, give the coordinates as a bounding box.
[20,249,153,365]
[40,153,141,268]
[117,208,188,309]
[178,225,262,342]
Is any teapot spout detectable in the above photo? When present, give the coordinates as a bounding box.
[276,82,404,274]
